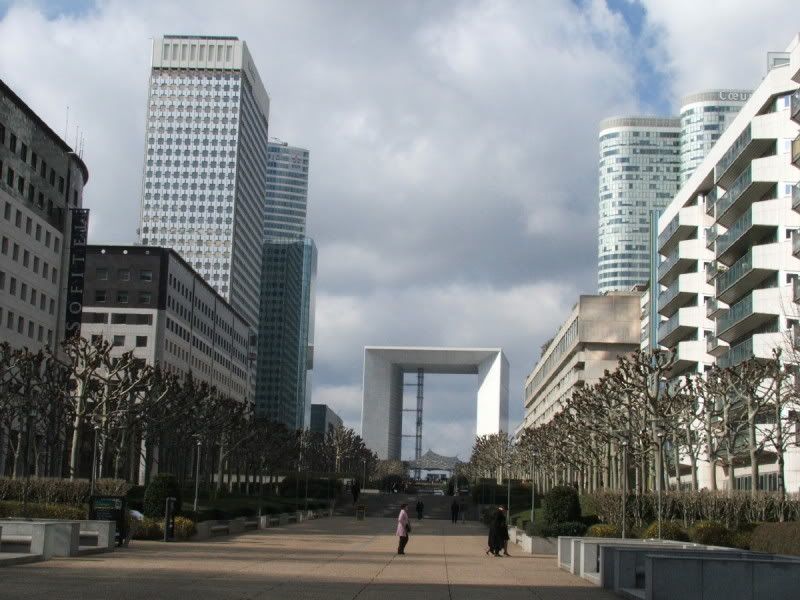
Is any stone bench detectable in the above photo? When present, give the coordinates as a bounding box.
[0,521,79,559]
[642,553,800,600]
[79,521,116,550]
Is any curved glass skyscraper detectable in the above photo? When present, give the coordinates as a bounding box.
[679,90,751,183]
[597,117,681,293]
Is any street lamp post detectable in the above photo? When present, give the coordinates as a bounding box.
[193,437,202,513]
[362,458,367,489]
[90,423,101,497]
[655,428,665,539]
[529,452,538,526]
[22,408,37,516]
[621,440,628,539]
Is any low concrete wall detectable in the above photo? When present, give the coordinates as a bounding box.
[79,521,116,549]
[508,528,557,556]
[646,554,800,600]
[0,521,79,559]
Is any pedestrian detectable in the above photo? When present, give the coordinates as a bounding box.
[352,479,361,506]
[450,499,460,524]
[487,506,510,556]
[416,499,424,520]
[397,503,411,555]
[460,499,466,523]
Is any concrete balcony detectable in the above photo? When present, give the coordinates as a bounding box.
[671,340,710,374]
[792,89,800,124]
[705,225,719,251]
[705,187,717,217]
[706,335,730,357]
[793,133,800,168]
[793,183,800,214]
[714,121,777,189]
[716,289,780,343]
[794,230,800,259]
[706,297,729,320]
[658,205,703,254]
[659,272,703,317]
[706,261,727,285]
[715,247,775,304]
[715,162,776,228]
[717,332,784,369]
[716,200,782,266]
[795,277,800,303]
[658,239,706,285]
[658,306,703,347]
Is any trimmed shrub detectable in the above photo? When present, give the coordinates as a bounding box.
[730,522,758,550]
[0,477,131,505]
[0,500,86,520]
[586,523,621,538]
[173,516,197,540]
[543,485,581,525]
[143,474,182,518]
[690,520,731,547]
[750,522,800,556]
[132,517,163,540]
[529,520,587,537]
[642,520,688,541]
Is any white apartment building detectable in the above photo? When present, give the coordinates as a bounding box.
[657,35,800,492]
[0,79,89,352]
[522,293,641,429]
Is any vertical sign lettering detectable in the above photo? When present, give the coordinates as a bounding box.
[64,208,89,338]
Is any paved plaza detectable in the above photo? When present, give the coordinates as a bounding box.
[2,517,615,600]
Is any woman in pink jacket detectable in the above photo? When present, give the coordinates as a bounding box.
[396,503,410,555]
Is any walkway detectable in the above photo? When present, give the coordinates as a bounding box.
[1,517,616,599]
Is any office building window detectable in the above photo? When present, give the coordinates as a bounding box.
[112,335,125,347]
[95,290,107,302]
[135,336,147,347]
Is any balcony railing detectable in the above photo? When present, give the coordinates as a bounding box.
[658,215,681,250]
[706,335,727,354]
[705,187,718,217]
[658,252,680,281]
[659,282,681,309]
[716,165,752,219]
[715,124,751,180]
[716,293,753,335]
[793,182,800,213]
[791,89,800,124]
[706,261,727,285]
[706,297,728,318]
[792,133,800,168]
[717,337,754,369]
[716,250,752,295]
[716,209,752,257]
[658,311,681,341]
[794,230,800,258]
[705,225,719,250]
[795,277,800,303]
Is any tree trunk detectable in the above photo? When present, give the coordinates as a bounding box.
[69,410,83,479]
[748,417,759,497]
[0,424,8,477]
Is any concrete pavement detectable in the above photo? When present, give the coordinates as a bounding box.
[1,517,616,599]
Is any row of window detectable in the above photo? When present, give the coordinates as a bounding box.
[95,267,153,282]
[0,121,68,197]
[1,236,59,285]
[0,269,56,315]
[93,289,152,304]
[82,312,153,325]
[0,305,53,345]
[90,333,147,348]
[3,201,61,252]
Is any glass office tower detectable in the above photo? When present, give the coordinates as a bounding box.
[255,238,317,429]
[597,117,681,293]
[679,90,751,183]
[265,140,309,240]
[137,35,270,328]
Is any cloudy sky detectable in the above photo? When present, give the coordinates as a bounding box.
[1,0,798,460]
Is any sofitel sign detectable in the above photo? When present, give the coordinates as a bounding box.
[65,208,89,338]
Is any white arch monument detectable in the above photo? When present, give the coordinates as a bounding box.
[361,347,509,460]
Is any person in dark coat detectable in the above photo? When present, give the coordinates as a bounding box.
[352,480,361,505]
[486,506,510,556]
[416,499,424,520]
[450,499,460,524]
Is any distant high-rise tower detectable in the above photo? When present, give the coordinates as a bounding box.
[137,35,270,328]
[679,90,751,183]
[264,140,309,240]
[255,238,317,429]
[597,117,681,293]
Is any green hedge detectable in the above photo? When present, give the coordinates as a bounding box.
[529,520,586,537]
[0,500,86,520]
[689,520,731,546]
[586,523,620,538]
[0,477,131,505]
[543,486,581,525]
[132,516,196,541]
[642,520,688,541]
[278,476,341,498]
[750,522,800,556]
[143,474,182,518]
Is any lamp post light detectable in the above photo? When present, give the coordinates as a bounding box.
[362,458,367,489]
[529,452,538,527]
[193,437,203,514]
[90,422,101,497]
[655,428,665,539]
[620,440,628,539]
[22,408,38,516]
